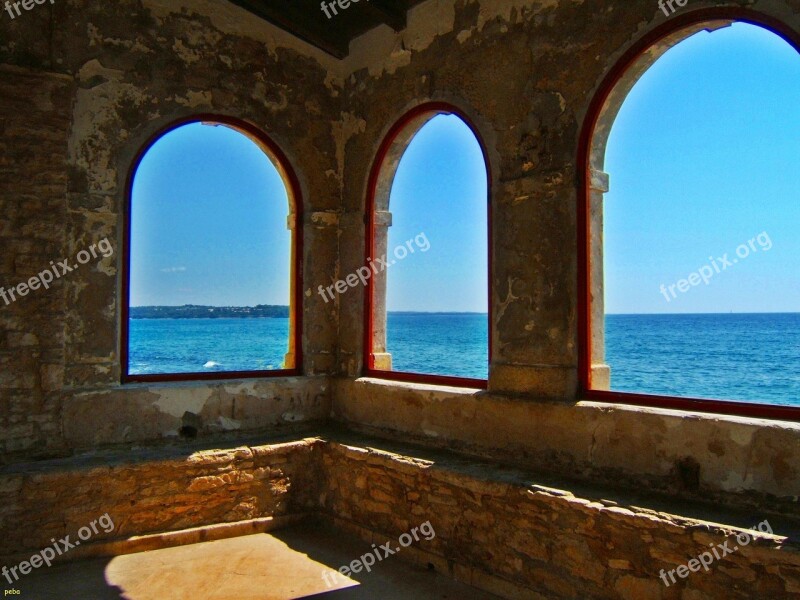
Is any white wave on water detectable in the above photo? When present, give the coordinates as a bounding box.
[203,361,221,368]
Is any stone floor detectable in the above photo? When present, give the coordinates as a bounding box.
[8,522,500,599]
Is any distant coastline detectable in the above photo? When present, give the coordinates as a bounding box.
[130,305,289,319]
[130,306,490,319]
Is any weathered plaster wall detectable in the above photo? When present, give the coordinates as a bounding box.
[0,0,343,460]
[333,0,800,507]
[1,0,799,534]
[333,379,800,512]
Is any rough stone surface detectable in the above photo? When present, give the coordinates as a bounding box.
[2,432,799,598]
[320,437,800,599]
[333,378,800,514]
[0,0,340,459]
[0,67,73,456]
[1,1,800,597]
[0,436,323,560]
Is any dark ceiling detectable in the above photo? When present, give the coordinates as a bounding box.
[228,0,429,58]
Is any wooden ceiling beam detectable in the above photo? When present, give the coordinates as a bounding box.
[225,0,424,58]
[227,0,350,58]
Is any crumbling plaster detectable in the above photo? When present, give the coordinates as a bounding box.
[333,0,800,507]
[0,0,798,517]
[1,0,342,459]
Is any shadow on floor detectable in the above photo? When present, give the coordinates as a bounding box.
[272,521,488,600]
[11,522,498,600]
[5,559,127,599]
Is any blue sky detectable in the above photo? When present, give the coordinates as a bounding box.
[130,115,489,312]
[130,123,291,307]
[131,22,797,315]
[386,114,488,313]
[604,22,800,314]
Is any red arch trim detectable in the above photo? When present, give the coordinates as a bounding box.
[121,114,304,383]
[363,102,492,389]
[578,9,800,421]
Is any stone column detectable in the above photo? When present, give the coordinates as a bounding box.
[488,175,578,398]
[589,168,610,390]
[371,210,392,370]
[284,212,297,369]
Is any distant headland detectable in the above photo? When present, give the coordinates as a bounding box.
[130,305,289,319]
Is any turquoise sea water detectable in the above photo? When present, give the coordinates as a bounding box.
[128,313,800,407]
[128,318,290,374]
[127,313,489,378]
[605,313,800,406]
[386,312,489,380]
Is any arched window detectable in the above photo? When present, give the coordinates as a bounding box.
[364,105,490,387]
[580,14,800,420]
[123,117,302,382]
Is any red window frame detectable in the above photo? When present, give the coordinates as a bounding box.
[578,8,800,421]
[363,102,492,389]
[121,114,304,383]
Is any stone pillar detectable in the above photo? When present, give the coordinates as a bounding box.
[284,212,297,369]
[488,175,578,398]
[371,210,392,370]
[589,168,610,389]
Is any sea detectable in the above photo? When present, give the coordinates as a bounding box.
[128,312,800,406]
[605,313,800,406]
[128,317,291,375]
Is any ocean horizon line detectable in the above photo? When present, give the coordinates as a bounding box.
[607,311,800,316]
[131,305,799,317]
[129,305,489,315]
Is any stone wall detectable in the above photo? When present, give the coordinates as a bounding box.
[332,0,800,511]
[0,0,343,460]
[333,378,800,514]
[0,436,322,562]
[3,432,798,598]
[1,4,799,596]
[0,67,74,457]
[321,437,800,600]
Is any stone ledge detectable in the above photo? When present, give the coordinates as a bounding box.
[333,377,800,508]
[2,428,800,598]
[321,434,800,599]
[319,433,800,540]
[0,427,325,473]
[0,432,326,559]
